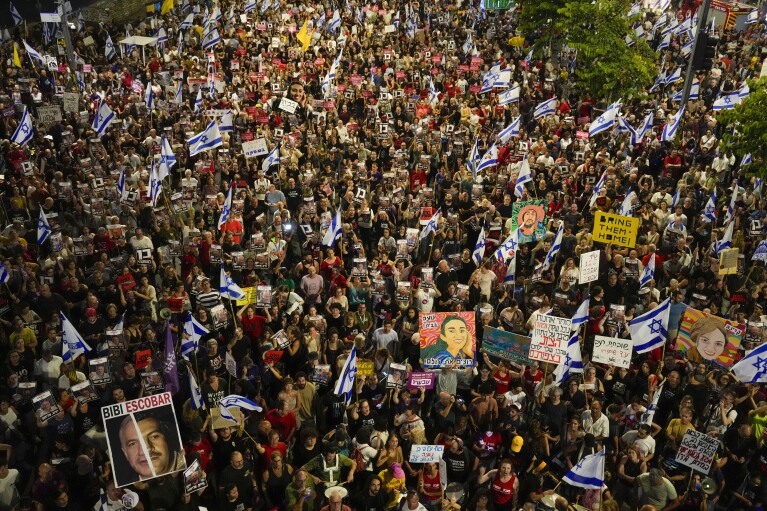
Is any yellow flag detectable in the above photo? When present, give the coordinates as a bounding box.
[161,0,173,15]
[296,20,312,51]
[13,44,21,68]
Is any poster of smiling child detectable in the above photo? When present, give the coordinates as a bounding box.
[676,308,744,368]
[420,312,476,368]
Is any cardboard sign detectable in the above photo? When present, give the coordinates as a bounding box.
[235,287,257,306]
[357,359,374,376]
[579,250,601,284]
[419,312,476,368]
[592,212,640,247]
[675,308,744,368]
[482,328,531,365]
[407,372,435,389]
[278,97,298,113]
[592,335,632,368]
[242,138,269,158]
[37,105,63,123]
[101,392,186,487]
[719,247,739,275]
[409,445,445,463]
[529,315,571,364]
[675,429,719,473]
[63,92,79,113]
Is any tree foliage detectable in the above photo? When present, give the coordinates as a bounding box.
[717,77,767,179]
[553,0,656,100]
[518,0,567,37]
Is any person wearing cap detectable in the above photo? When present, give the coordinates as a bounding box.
[634,468,678,510]
[378,462,406,510]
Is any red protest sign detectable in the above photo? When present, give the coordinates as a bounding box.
[135,349,152,369]
[264,350,283,365]
[241,131,255,141]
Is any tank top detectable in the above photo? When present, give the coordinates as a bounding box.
[421,471,442,501]
[622,458,643,481]
[491,474,516,504]
[266,462,292,505]
[493,371,511,394]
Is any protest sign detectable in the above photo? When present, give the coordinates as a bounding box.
[407,372,436,390]
[719,248,739,275]
[482,328,530,365]
[236,287,257,306]
[135,349,152,369]
[101,392,186,487]
[592,212,640,247]
[387,363,407,389]
[263,350,283,365]
[511,200,548,243]
[409,445,445,463]
[71,380,99,403]
[529,315,571,364]
[675,429,719,473]
[89,357,112,384]
[37,105,63,123]
[63,92,79,113]
[579,250,601,284]
[676,308,744,368]
[419,312,476,368]
[242,138,269,158]
[357,359,374,376]
[311,364,331,385]
[256,285,272,307]
[184,459,207,494]
[141,372,164,394]
[592,335,632,368]
[272,330,290,349]
[753,240,767,262]
[33,390,60,422]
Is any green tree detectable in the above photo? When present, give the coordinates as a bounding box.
[519,0,567,37]
[554,0,656,100]
[716,77,767,178]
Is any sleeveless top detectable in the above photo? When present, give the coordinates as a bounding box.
[491,474,516,504]
[266,462,292,506]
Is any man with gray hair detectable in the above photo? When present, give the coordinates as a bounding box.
[634,468,678,510]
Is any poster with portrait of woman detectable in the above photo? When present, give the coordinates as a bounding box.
[419,312,476,368]
[510,200,549,243]
[676,308,744,368]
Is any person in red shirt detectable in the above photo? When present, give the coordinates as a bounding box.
[237,304,267,342]
[255,429,287,470]
[184,430,213,472]
[265,401,297,444]
[478,459,518,511]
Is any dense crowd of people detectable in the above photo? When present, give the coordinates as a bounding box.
[0,0,766,510]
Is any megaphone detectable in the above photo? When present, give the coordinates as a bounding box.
[701,477,716,495]
[122,489,139,509]
[159,308,172,320]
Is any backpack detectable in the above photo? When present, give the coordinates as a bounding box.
[349,446,366,472]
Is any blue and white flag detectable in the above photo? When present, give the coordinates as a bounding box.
[217,186,233,229]
[219,110,234,132]
[156,27,168,44]
[322,209,343,247]
[731,341,767,383]
[9,2,22,25]
[466,138,480,176]
[618,191,637,216]
[472,226,486,265]
[554,332,583,385]
[334,346,358,404]
[149,163,162,207]
[664,65,683,85]
[539,222,564,271]
[244,0,257,11]
[182,311,209,359]
[755,178,763,197]
[514,156,532,199]
[202,24,221,50]
[174,81,183,104]
[328,9,341,32]
[702,190,717,223]
[752,240,767,263]
[220,265,246,301]
[261,144,280,173]
[639,253,655,287]
[738,82,750,100]
[629,297,671,353]
[713,92,740,111]
[38,207,51,245]
[492,68,512,89]
[180,13,194,29]
[504,249,517,286]
[680,38,695,57]
[188,371,205,409]
[462,33,473,55]
[747,9,759,24]
[498,86,520,106]
[194,87,203,114]
[61,311,92,362]
[22,40,44,65]
[144,81,155,110]
[742,153,753,167]
[159,135,176,180]
[628,3,641,17]
[393,10,401,29]
[117,167,127,201]
[724,188,738,225]
[188,120,222,156]
[589,101,622,138]
[671,189,680,208]
[498,117,521,144]
[476,144,498,174]
[0,261,9,283]
[712,219,734,257]
[11,107,34,147]
[428,76,439,106]
[589,171,607,207]
[562,449,606,490]
[657,33,671,50]
[660,106,684,142]
[419,209,441,240]
[92,100,115,135]
[642,382,663,425]
[219,394,263,422]
[533,97,557,119]
[105,32,116,60]
[495,228,519,262]
[571,298,590,331]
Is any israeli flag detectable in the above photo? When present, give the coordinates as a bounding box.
[742,153,753,167]
[322,209,343,247]
[712,219,734,257]
[188,120,223,156]
[182,312,209,359]
[702,190,717,223]
[328,9,341,32]
[149,164,162,207]
[144,81,155,110]
[533,97,557,119]
[77,9,85,32]
[618,191,637,216]
[334,346,358,404]
[220,265,246,301]
[680,38,695,57]
[539,222,564,271]
[188,371,205,410]
[429,76,439,106]
[419,209,441,241]
[466,138,480,176]
[630,297,671,353]
[174,81,183,103]
[642,382,663,425]
[92,100,115,135]
[493,68,512,89]
[244,0,257,11]
[570,298,590,331]
[738,82,750,100]
[177,32,183,55]
[180,13,194,29]
[498,117,521,144]
[553,332,583,385]
[589,100,622,138]
[9,2,22,25]
[476,144,498,174]
[657,33,671,50]
[747,9,759,24]
[158,135,176,180]
[514,156,532,199]
[628,3,640,17]
[217,186,233,229]
[61,311,92,362]
[462,33,473,55]
[38,207,51,245]
[202,24,221,50]
[11,107,34,147]
[156,27,168,44]
[498,86,520,106]
[105,32,116,60]
[664,65,683,85]
[639,253,655,287]
[562,450,606,490]
[393,10,401,29]
[671,189,680,208]
[724,188,738,225]
[617,116,636,140]
[504,248,517,286]
[589,171,607,207]
[495,228,519,262]
[22,40,44,65]
[262,144,280,173]
[472,226,486,265]
[219,394,262,422]
[731,340,767,383]
[219,110,234,132]
[713,93,740,111]
[117,167,127,201]
[660,106,684,142]
[0,261,9,284]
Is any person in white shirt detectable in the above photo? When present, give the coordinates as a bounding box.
[129,228,154,252]
[33,348,63,387]
[621,423,656,462]
[581,401,610,441]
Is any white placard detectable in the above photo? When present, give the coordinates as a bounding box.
[279,97,298,113]
[384,24,396,33]
[592,335,632,368]
[529,315,571,364]
[242,138,269,158]
[63,92,79,113]
[40,12,61,22]
[409,445,445,463]
[579,250,600,284]
[675,429,719,474]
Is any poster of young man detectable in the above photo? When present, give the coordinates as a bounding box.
[32,390,61,422]
[419,312,476,368]
[71,380,99,403]
[675,308,744,368]
[510,200,548,243]
[101,392,186,487]
[183,458,207,494]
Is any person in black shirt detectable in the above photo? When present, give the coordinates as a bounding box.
[350,475,391,511]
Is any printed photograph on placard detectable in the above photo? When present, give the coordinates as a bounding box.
[421,267,434,289]
[256,285,272,307]
[141,371,164,394]
[183,458,207,494]
[676,308,744,368]
[89,357,112,384]
[33,390,61,422]
[272,329,290,349]
[352,258,368,278]
[311,364,331,385]
[106,329,126,352]
[71,380,99,403]
[211,304,229,329]
[419,312,476,368]
[511,200,548,243]
[387,363,407,389]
